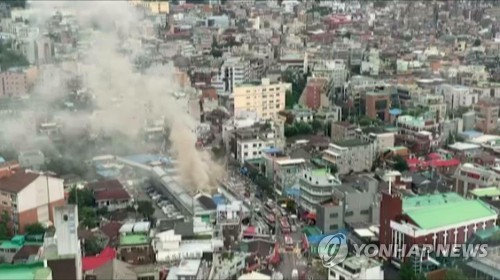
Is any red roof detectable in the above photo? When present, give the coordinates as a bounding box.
[94,188,131,201]
[427,153,441,160]
[244,226,256,235]
[82,247,116,271]
[268,243,281,265]
[429,159,461,168]
[406,158,421,166]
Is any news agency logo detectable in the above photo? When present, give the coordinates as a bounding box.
[318,232,349,268]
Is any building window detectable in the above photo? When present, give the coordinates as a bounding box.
[244,152,248,156]
[345,211,353,217]
[330,213,338,218]
[329,224,338,231]
[360,209,370,215]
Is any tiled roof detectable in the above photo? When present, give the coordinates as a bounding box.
[0,170,39,193]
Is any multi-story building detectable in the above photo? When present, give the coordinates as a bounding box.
[299,168,341,212]
[233,78,290,120]
[316,176,380,233]
[229,125,277,164]
[0,164,65,233]
[212,57,251,94]
[300,78,329,111]
[454,163,500,196]
[473,100,499,133]
[379,192,497,266]
[355,127,395,154]
[415,94,447,122]
[328,256,383,280]
[322,140,375,175]
[331,122,357,142]
[273,158,306,195]
[365,91,391,122]
[86,180,132,211]
[42,205,82,280]
[0,68,29,97]
[396,115,438,135]
[437,84,479,111]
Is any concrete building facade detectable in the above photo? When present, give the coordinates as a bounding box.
[322,140,375,175]
[233,78,290,120]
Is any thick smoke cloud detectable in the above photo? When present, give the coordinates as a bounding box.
[4,1,224,193]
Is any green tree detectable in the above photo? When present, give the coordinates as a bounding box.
[0,211,10,240]
[284,124,299,137]
[473,38,481,47]
[444,268,467,280]
[83,236,103,256]
[0,43,29,70]
[295,121,313,135]
[137,200,155,220]
[393,155,409,172]
[24,223,46,235]
[311,119,323,133]
[68,187,96,210]
[0,0,26,8]
[80,207,98,228]
[327,163,338,174]
[400,263,426,280]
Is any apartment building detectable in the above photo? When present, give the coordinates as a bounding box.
[331,122,357,142]
[473,100,499,133]
[299,168,341,212]
[437,84,479,110]
[273,158,306,195]
[414,94,447,122]
[396,115,438,135]
[229,125,277,164]
[322,140,375,175]
[300,78,329,111]
[212,57,251,94]
[117,222,154,265]
[380,192,497,266]
[354,127,395,154]
[454,163,500,196]
[0,68,29,97]
[0,164,65,233]
[233,78,290,120]
[365,91,391,122]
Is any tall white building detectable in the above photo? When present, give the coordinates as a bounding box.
[212,57,250,94]
[437,84,479,110]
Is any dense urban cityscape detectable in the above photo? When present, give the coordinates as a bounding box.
[0,0,499,279]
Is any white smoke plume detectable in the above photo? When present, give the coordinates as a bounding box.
[2,1,224,193]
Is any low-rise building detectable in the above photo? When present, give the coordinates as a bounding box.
[86,180,132,211]
[355,127,395,154]
[328,256,383,280]
[322,140,375,175]
[454,163,500,196]
[379,192,497,267]
[299,168,341,212]
[117,222,154,265]
[473,101,499,134]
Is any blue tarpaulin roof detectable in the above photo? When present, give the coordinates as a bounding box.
[389,108,402,116]
[284,187,300,197]
[307,229,348,245]
[262,148,281,154]
[0,157,5,164]
[212,194,227,205]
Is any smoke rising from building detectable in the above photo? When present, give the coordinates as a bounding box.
[1,1,223,193]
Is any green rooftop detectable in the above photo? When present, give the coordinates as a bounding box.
[403,193,497,230]
[469,187,500,198]
[303,226,322,237]
[403,192,464,211]
[333,139,369,147]
[0,262,50,280]
[119,234,150,246]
